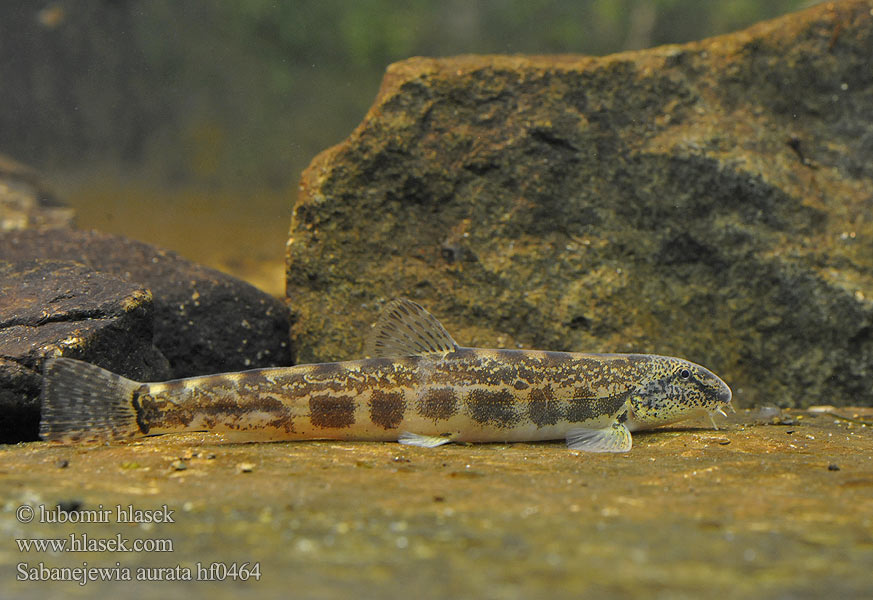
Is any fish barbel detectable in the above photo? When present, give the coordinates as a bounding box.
[39,298,733,452]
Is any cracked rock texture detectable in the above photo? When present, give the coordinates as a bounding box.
[0,229,295,442]
[0,259,170,442]
[287,1,873,408]
[2,229,294,377]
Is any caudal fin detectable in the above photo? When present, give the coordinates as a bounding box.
[40,358,143,442]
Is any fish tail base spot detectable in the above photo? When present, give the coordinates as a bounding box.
[40,358,142,443]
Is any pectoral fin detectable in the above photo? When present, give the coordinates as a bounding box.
[398,431,456,448]
[566,421,632,453]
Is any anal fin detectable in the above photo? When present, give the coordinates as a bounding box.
[566,421,632,453]
[398,431,455,448]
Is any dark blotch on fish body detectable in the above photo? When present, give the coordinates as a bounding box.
[418,387,459,421]
[467,389,519,428]
[370,390,406,430]
[527,387,561,427]
[565,393,627,423]
[132,390,159,433]
[309,394,356,428]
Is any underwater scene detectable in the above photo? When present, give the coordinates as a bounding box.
[2,2,872,599]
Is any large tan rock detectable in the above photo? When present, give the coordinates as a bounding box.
[287,1,873,408]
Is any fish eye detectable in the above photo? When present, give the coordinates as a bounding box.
[679,368,691,380]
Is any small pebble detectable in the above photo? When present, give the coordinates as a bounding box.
[702,436,731,445]
[754,405,782,419]
[237,462,255,473]
[827,463,840,471]
[170,460,187,471]
[57,499,82,512]
[55,459,69,469]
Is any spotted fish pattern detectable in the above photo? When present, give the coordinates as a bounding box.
[40,299,733,452]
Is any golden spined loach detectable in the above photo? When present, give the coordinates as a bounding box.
[40,298,732,452]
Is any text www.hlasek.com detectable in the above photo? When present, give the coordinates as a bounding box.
[15,503,262,585]
[17,533,172,553]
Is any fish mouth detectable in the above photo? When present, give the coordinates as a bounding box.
[706,381,734,428]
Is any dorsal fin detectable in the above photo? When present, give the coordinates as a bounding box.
[364,298,459,358]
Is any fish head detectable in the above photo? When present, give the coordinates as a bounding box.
[628,356,733,430]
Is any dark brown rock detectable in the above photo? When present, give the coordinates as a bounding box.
[0,259,170,442]
[287,1,873,408]
[1,229,294,379]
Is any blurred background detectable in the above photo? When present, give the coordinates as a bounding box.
[1,0,810,296]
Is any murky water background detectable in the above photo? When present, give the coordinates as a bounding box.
[1,2,808,295]
[59,173,290,296]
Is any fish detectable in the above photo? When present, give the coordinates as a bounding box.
[39,298,733,452]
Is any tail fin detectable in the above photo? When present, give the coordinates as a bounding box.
[40,358,143,442]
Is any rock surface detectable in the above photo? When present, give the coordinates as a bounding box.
[1,229,294,378]
[0,260,171,442]
[0,229,294,442]
[287,1,873,408]
[1,408,871,599]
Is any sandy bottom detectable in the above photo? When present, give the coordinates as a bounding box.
[2,408,871,599]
